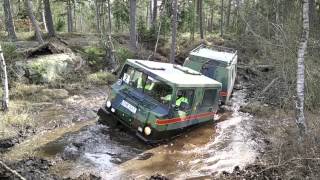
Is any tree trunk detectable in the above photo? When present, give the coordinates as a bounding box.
[209,6,214,32]
[43,0,55,37]
[26,0,44,44]
[107,0,112,34]
[73,0,76,31]
[309,0,316,33]
[170,0,178,64]
[67,0,73,32]
[220,0,224,37]
[191,0,196,40]
[198,0,204,40]
[42,9,48,33]
[94,0,101,33]
[0,45,9,112]
[226,0,232,29]
[129,0,137,51]
[152,0,157,28]
[3,0,17,41]
[295,0,309,136]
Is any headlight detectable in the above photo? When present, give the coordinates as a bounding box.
[111,108,116,113]
[106,100,111,108]
[144,126,152,136]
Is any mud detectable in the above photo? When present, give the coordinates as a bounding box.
[0,157,58,180]
[0,125,36,153]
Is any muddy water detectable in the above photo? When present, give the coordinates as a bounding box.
[2,89,260,179]
[106,90,260,179]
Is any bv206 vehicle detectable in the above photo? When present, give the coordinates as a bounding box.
[183,45,237,104]
[98,59,222,143]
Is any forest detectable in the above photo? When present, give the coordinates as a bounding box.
[0,0,320,179]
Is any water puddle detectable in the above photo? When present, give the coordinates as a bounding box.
[45,124,150,178]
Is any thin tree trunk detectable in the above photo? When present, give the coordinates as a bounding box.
[73,0,76,31]
[67,0,73,32]
[170,0,178,64]
[209,6,213,32]
[43,0,55,37]
[107,0,112,34]
[152,0,157,28]
[129,0,137,51]
[191,0,196,40]
[295,0,309,136]
[199,0,204,40]
[226,0,232,29]
[95,0,101,33]
[26,0,44,44]
[309,0,316,33]
[3,0,17,41]
[220,0,224,37]
[42,9,48,32]
[0,45,9,112]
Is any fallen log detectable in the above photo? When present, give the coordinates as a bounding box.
[0,160,26,180]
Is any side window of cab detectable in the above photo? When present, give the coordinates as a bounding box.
[198,89,218,112]
[174,89,195,117]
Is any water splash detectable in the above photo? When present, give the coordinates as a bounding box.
[182,90,259,177]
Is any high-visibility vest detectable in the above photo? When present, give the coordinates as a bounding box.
[176,97,188,106]
[145,82,155,91]
[162,94,188,106]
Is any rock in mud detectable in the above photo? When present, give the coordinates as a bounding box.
[24,53,76,83]
[0,137,18,152]
[64,173,101,180]
[61,144,81,160]
[148,174,169,180]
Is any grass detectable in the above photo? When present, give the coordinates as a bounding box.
[86,71,116,85]
[0,101,34,140]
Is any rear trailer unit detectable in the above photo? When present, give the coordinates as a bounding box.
[183,45,238,104]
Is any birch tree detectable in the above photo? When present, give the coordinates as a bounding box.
[26,0,44,44]
[295,0,310,136]
[170,0,178,63]
[0,45,9,112]
[3,0,17,41]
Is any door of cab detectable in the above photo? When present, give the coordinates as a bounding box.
[194,88,219,123]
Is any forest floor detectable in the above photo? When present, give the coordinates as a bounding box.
[0,32,319,180]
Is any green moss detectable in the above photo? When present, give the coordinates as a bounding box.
[115,46,134,65]
[2,43,22,62]
[86,71,116,85]
[84,46,105,69]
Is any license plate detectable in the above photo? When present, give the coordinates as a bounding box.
[121,100,137,114]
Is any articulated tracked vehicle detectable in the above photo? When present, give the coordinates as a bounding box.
[183,45,237,104]
[98,60,222,143]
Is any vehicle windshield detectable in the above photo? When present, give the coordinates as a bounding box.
[120,65,173,106]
